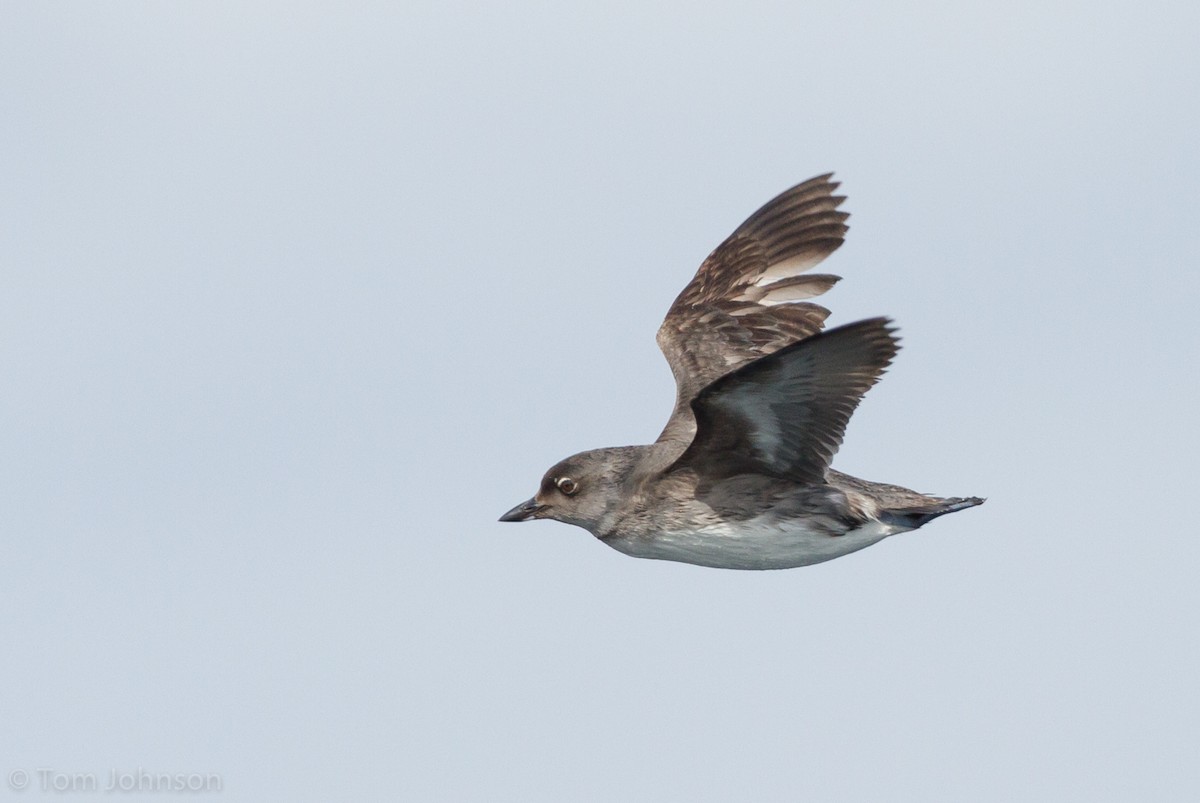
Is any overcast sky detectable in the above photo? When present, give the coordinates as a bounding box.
[2,2,1198,801]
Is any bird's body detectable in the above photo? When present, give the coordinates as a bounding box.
[501,174,982,570]
[600,466,896,570]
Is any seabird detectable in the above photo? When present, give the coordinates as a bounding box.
[500,174,983,570]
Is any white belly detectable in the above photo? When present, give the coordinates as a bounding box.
[606,518,903,570]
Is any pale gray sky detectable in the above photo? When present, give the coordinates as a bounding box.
[2,2,1198,801]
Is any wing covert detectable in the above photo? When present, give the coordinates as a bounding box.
[656,173,850,448]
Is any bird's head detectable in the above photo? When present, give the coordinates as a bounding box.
[499,447,639,532]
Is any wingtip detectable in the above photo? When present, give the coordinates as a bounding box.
[793,172,840,195]
[841,315,901,342]
[813,317,902,358]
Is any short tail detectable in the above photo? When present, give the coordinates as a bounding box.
[879,496,985,529]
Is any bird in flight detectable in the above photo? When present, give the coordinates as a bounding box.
[500,174,982,569]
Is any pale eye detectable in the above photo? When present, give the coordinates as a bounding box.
[556,477,578,496]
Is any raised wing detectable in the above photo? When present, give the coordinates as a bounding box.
[666,318,899,485]
[656,173,849,447]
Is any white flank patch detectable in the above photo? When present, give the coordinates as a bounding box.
[609,517,904,570]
